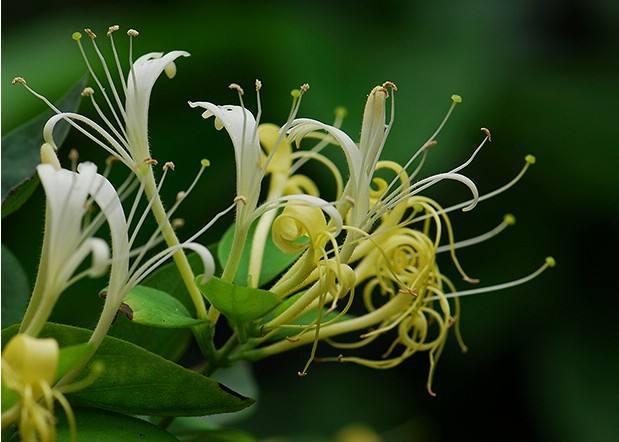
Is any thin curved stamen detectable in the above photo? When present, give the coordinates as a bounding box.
[436,214,515,253]
[428,257,555,301]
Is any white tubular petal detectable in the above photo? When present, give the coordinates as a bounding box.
[86,168,130,296]
[182,243,215,284]
[125,50,190,156]
[288,118,363,189]
[188,101,262,200]
[256,194,343,237]
[37,164,94,261]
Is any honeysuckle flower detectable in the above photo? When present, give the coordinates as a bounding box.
[13,28,189,168]
[239,85,555,386]
[20,150,216,353]
[20,158,113,337]
[13,26,213,326]
[1,335,82,441]
[190,83,345,285]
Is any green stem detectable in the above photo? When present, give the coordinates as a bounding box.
[141,167,216,361]
[220,205,249,284]
[142,167,207,319]
[243,293,409,361]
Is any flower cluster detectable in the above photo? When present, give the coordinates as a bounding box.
[4,24,554,439]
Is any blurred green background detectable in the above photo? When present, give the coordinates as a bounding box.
[2,0,618,441]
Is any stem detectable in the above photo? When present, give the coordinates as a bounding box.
[141,167,216,361]
[141,167,207,319]
[220,204,249,284]
[243,293,409,360]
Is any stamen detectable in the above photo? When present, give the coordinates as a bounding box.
[107,26,127,93]
[88,32,128,120]
[127,29,139,95]
[428,257,556,301]
[11,76,27,86]
[106,25,119,36]
[128,165,169,248]
[86,90,132,152]
[68,148,79,171]
[251,79,263,143]
[163,161,175,171]
[416,155,536,222]
[74,33,127,137]
[436,214,515,253]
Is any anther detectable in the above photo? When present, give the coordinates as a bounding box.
[382,80,398,91]
[200,158,211,167]
[171,218,185,229]
[255,79,262,91]
[68,149,79,163]
[127,29,139,37]
[176,191,186,201]
[525,154,536,165]
[480,127,492,141]
[234,195,248,205]
[545,256,556,268]
[290,89,301,98]
[451,94,462,104]
[11,77,26,86]
[229,83,244,95]
[72,31,82,41]
[335,106,348,119]
[163,161,175,171]
[398,287,418,297]
[81,87,95,97]
[300,83,310,94]
[423,139,438,150]
[144,157,158,166]
[105,155,119,166]
[107,25,120,36]
[84,28,97,39]
[503,213,516,225]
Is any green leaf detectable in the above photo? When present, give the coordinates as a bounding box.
[218,220,303,287]
[109,253,205,360]
[56,409,176,441]
[1,323,254,417]
[169,362,258,434]
[1,244,30,326]
[121,285,207,328]
[1,175,39,219]
[1,75,88,215]
[196,276,281,324]
[56,343,93,381]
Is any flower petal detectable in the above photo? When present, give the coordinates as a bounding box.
[125,50,190,158]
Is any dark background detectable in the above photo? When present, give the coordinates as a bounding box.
[2,1,618,441]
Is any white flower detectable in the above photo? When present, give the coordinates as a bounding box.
[20,161,116,336]
[187,101,263,212]
[14,29,189,168]
[21,157,216,346]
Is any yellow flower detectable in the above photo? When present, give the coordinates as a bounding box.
[1,334,75,442]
